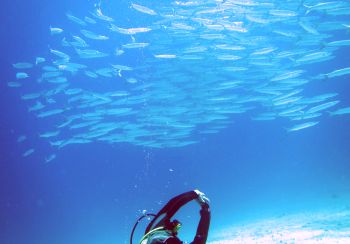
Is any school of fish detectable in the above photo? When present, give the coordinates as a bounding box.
[8,0,350,162]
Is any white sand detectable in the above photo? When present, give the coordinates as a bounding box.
[209,209,350,243]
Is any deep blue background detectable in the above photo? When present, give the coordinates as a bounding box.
[1,0,349,243]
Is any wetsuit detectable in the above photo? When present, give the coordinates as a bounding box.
[145,191,211,244]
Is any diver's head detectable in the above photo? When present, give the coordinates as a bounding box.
[164,219,182,234]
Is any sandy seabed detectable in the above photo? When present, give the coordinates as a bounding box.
[208,208,350,244]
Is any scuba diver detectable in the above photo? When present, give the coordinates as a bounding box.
[131,190,211,244]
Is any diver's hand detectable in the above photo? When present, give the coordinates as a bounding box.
[194,189,210,207]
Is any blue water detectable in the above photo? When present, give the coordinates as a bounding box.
[1,0,350,243]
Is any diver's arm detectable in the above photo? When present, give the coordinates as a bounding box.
[192,190,211,244]
[192,204,210,244]
[146,191,198,233]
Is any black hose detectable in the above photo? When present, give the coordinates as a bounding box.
[130,213,156,244]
